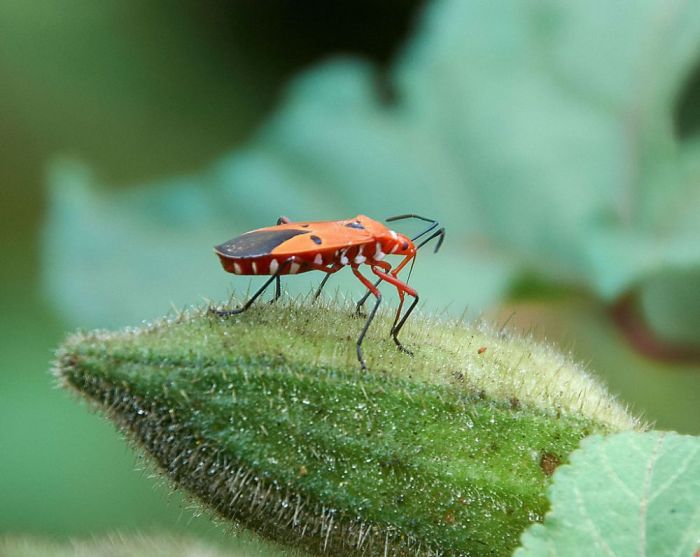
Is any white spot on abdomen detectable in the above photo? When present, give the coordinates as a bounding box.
[251,261,258,274]
[289,262,301,274]
[374,242,385,260]
[269,259,279,274]
[233,262,243,274]
[314,253,323,265]
[354,255,366,264]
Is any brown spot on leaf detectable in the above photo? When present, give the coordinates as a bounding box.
[539,452,561,476]
[477,346,487,354]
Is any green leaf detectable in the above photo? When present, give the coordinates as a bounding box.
[42,1,700,346]
[515,431,700,557]
[54,300,640,556]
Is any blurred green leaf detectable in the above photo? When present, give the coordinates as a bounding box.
[639,268,700,346]
[43,0,700,346]
[515,431,700,557]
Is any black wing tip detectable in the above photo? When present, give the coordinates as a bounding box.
[214,228,310,258]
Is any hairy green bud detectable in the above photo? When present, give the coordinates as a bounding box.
[54,299,640,555]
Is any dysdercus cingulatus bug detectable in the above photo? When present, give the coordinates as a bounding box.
[211,214,445,370]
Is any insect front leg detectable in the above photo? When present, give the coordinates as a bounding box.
[355,235,437,314]
[354,217,443,313]
[360,224,442,312]
[370,266,418,356]
[355,253,413,316]
[354,260,391,316]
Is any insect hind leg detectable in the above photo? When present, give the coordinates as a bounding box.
[211,258,292,317]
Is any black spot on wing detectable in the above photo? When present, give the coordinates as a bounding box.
[215,229,309,258]
[345,221,365,230]
[310,235,322,245]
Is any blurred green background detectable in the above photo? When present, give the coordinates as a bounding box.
[1,0,699,552]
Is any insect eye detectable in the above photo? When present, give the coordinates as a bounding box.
[402,242,409,250]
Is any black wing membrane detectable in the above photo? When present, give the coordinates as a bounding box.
[215,229,309,258]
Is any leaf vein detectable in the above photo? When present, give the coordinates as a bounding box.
[639,432,665,557]
[649,444,700,505]
[574,484,617,557]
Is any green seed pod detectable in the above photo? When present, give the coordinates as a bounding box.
[54,300,641,556]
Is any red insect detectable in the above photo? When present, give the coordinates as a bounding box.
[211,214,445,370]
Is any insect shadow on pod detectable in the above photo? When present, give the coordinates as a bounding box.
[210,214,445,371]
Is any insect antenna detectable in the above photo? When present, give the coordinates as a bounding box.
[406,254,417,284]
[405,227,444,285]
[386,214,442,246]
[416,227,446,253]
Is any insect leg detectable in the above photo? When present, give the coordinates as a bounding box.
[354,261,390,315]
[391,296,419,352]
[354,229,443,314]
[355,254,414,316]
[313,273,332,300]
[354,278,382,316]
[302,263,343,300]
[371,266,418,355]
[351,266,382,371]
[273,274,282,302]
[211,258,293,317]
[271,217,291,302]
[310,259,350,301]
